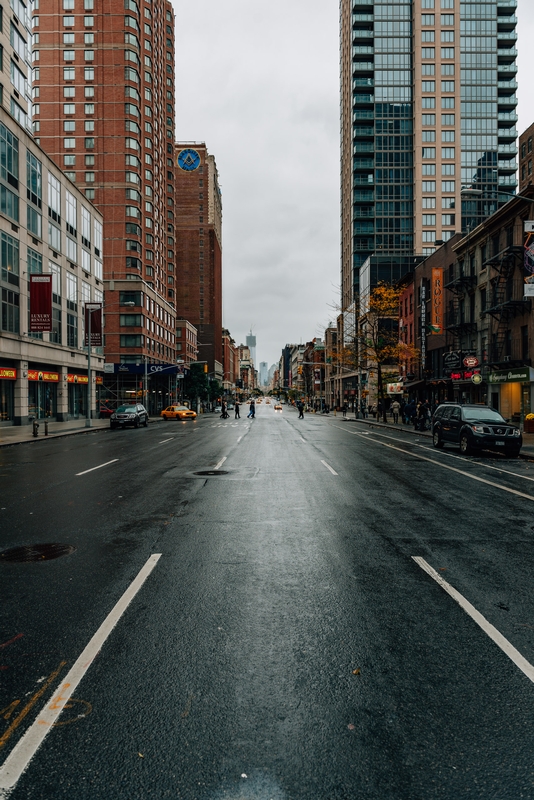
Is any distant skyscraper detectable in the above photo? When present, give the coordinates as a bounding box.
[246,330,256,366]
[259,361,268,386]
[340,0,518,308]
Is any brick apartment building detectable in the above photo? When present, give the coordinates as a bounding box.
[519,123,534,193]
[31,0,178,410]
[175,143,223,382]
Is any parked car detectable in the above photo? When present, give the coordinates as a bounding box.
[99,402,114,419]
[110,404,148,429]
[161,405,197,420]
[432,403,522,456]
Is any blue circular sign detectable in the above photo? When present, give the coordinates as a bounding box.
[177,149,201,172]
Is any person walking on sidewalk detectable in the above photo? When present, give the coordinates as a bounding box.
[234,400,240,419]
[391,399,401,424]
[342,403,348,418]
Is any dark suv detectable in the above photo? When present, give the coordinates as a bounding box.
[110,403,148,429]
[432,403,522,457]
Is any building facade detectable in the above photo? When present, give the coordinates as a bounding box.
[0,110,105,425]
[174,142,222,376]
[31,0,177,409]
[341,0,518,305]
[519,123,534,193]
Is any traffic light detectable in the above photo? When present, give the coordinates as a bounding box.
[297,366,303,375]
[203,364,208,373]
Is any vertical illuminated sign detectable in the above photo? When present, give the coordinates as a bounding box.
[29,274,52,332]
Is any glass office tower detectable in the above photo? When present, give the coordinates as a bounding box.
[340,0,518,307]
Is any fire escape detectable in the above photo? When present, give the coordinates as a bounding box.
[444,262,478,349]
[483,244,530,367]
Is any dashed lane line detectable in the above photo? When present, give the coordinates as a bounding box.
[0,554,162,798]
[75,459,118,476]
[158,438,174,444]
[413,557,534,684]
[214,456,227,470]
[321,460,338,476]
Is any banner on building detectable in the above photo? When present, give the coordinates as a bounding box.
[29,274,52,332]
[430,268,443,334]
[84,303,103,347]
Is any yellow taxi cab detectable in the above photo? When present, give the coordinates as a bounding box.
[161,405,197,420]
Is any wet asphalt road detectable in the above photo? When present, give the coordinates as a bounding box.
[0,405,533,799]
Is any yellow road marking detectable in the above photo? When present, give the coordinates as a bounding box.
[0,661,66,748]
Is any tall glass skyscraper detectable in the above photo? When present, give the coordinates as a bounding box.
[340,0,518,309]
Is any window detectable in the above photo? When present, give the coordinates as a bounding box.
[125,154,141,168]
[11,61,27,94]
[84,0,94,8]
[125,66,140,83]
[422,114,436,126]
[125,14,139,30]
[27,205,42,237]
[422,181,436,192]
[64,66,75,80]
[125,103,139,117]
[84,86,94,98]
[84,120,94,131]
[422,215,436,226]
[0,124,19,190]
[48,174,61,222]
[422,130,436,142]
[441,14,454,25]
[421,48,435,59]
[441,81,454,93]
[441,97,455,109]
[422,64,435,76]
[120,313,142,326]
[528,137,532,154]
[441,0,453,7]
[27,152,42,206]
[84,67,94,79]
[66,235,77,262]
[441,64,454,76]
[82,248,90,273]
[422,148,436,158]
[441,114,455,126]
[64,137,75,149]
[422,98,435,109]
[85,172,94,182]
[64,120,75,131]
[120,334,142,347]
[63,15,74,25]
[441,147,455,159]
[67,312,77,347]
[442,214,455,226]
[441,47,454,59]
[421,14,435,25]
[422,0,434,7]
[94,219,102,255]
[0,185,18,222]
[63,103,75,114]
[1,288,19,333]
[84,32,94,44]
[442,180,455,192]
[84,15,94,25]
[84,137,94,148]
[48,222,61,251]
[422,81,435,93]
[441,30,454,42]
[1,232,19,284]
[63,0,74,7]
[126,171,140,184]
[27,248,42,274]
[422,231,436,243]
[66,270,77,310]
[422,197,436,209]
[84,50,94,61]
[81,205,91,246]
[422,164,436,176]
[421,31,435,43]
[94,258,102,279]
[63,50,75,61]
[442,164,455,175]
[63,32,74,44]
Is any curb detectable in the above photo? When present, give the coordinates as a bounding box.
[0,417,164,448]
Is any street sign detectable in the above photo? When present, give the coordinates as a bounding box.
[463,355,479,368]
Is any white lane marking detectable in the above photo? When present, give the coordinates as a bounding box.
[214,456,227,470]
[75,458,118,476]
[158,438,174,444]
[237,436,242,443]
[0,554,162,798]
[321,459,338,475]
[414,443,534,483]
[413,557,534,684]
[300,438,305,443]
[331,425,534,502]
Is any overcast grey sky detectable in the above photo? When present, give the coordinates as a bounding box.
[175,0,534,370]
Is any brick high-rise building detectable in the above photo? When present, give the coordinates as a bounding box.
[519,123,534,193]
[175,143,222,380]
[31,0,177,407]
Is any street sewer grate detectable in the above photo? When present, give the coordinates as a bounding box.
[0,543,76,563]
[193,470,228,476]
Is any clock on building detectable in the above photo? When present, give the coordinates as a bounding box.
[177,148,201,171]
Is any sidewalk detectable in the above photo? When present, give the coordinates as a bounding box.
[336,413,534,459]
[0,417,161,447]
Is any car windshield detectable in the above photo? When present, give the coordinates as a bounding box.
[176,406,191,411]
[116,406,136,414]
[462,408,506,423]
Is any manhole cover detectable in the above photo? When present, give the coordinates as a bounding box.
[193,470,228,476]
[0,543,76,563]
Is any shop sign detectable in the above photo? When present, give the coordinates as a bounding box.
[488,367,534,384]
[0,368,16,380]
[387,382,403,394]
[66,374,104,385]
[430,268,443,335]
[472,373,483,385]
[443,351,462,372]
[28,370,59,382]
[463,355,479,368]
[29,274,52,332]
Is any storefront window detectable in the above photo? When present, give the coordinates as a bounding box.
[68,383,87,418]
[0,379,14,421]
[28,381,57,419]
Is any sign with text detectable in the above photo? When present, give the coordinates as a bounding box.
[430,268,443,334]
[0,368,16,379]
[84,303,102,347]
[28,370,59,382]
[29,274,52,332]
